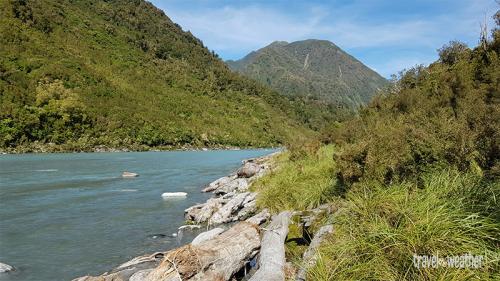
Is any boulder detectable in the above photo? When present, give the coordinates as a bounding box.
[185,197,225,223]
[202,175,237,193]
[237,162,261,178]
[209,192,254,224]
[214,178,249,195]
[234,200,257,221]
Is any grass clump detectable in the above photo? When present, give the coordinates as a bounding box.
[308,169,500,280]
[252,145,336,212]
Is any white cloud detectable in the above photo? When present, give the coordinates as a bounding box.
[157,0,497,75]
[166,5,325,53]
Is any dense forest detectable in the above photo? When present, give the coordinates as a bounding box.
[0,0,343,152]
[227,39,388,109]
[252,10,499,280]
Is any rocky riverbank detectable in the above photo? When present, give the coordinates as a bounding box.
[73,152,279,281]
[73,151,335,281]
[183,152,277,225]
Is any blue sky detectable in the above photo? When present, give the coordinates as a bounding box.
[150,0,498,78]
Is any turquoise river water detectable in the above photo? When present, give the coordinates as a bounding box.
[0,149,275,281]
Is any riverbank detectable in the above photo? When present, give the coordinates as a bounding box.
[1,149,279,281]
[72,149,339,281]
[75,152,286,281]
[0,142,280,154]
[71,143,500,280]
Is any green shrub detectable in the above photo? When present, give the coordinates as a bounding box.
[333,32,499,185]
[308,169,500,280]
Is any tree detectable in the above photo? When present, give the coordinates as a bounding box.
[438,41,470,65]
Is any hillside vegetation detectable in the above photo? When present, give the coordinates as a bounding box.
[0,0,341,152]
[227,39,388,109]
[253,11,499,281]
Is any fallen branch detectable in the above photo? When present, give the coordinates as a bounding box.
[249,211,292,281]
[295,225,334,281]
[75,222,260,281]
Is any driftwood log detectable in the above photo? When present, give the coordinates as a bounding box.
[191,227,225,246]
[296,224,334,281]
[249,211,292,281]
[74,222,260,281]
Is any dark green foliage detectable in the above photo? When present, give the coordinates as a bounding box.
[227,39,389,109]
[438,41,470,65]
[331,26,500,185]
[0,0,339,152]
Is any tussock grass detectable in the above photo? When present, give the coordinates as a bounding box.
[252,145,336,212]
[308,170,500,280]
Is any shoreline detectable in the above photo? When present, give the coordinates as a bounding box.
[73,151,280,281]
[0,144,282,155]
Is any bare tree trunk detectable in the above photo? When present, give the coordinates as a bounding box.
[249,211,292,281]
[75,222,260,281]
[296,225,334,281]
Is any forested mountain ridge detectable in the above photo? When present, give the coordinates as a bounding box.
[0,0,337,152]
[227,39,388,108]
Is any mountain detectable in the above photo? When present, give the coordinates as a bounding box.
[0,0,328,151]
[227,39,388,108]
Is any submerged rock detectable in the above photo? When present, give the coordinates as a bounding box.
[148,234,167,239]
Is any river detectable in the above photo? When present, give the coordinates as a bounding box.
[0,149,275,281]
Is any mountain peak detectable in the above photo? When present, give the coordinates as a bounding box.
[226,39,388,108]
[269,41,289,47]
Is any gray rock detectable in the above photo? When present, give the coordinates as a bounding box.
[237,162,261,178]
[246,208,271,225]
[184,197,225,223]
[0,262,14,273]
[209,192,253,224]
[234,200,257,221]
[214,178,249,195]
[202,175,237,192]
